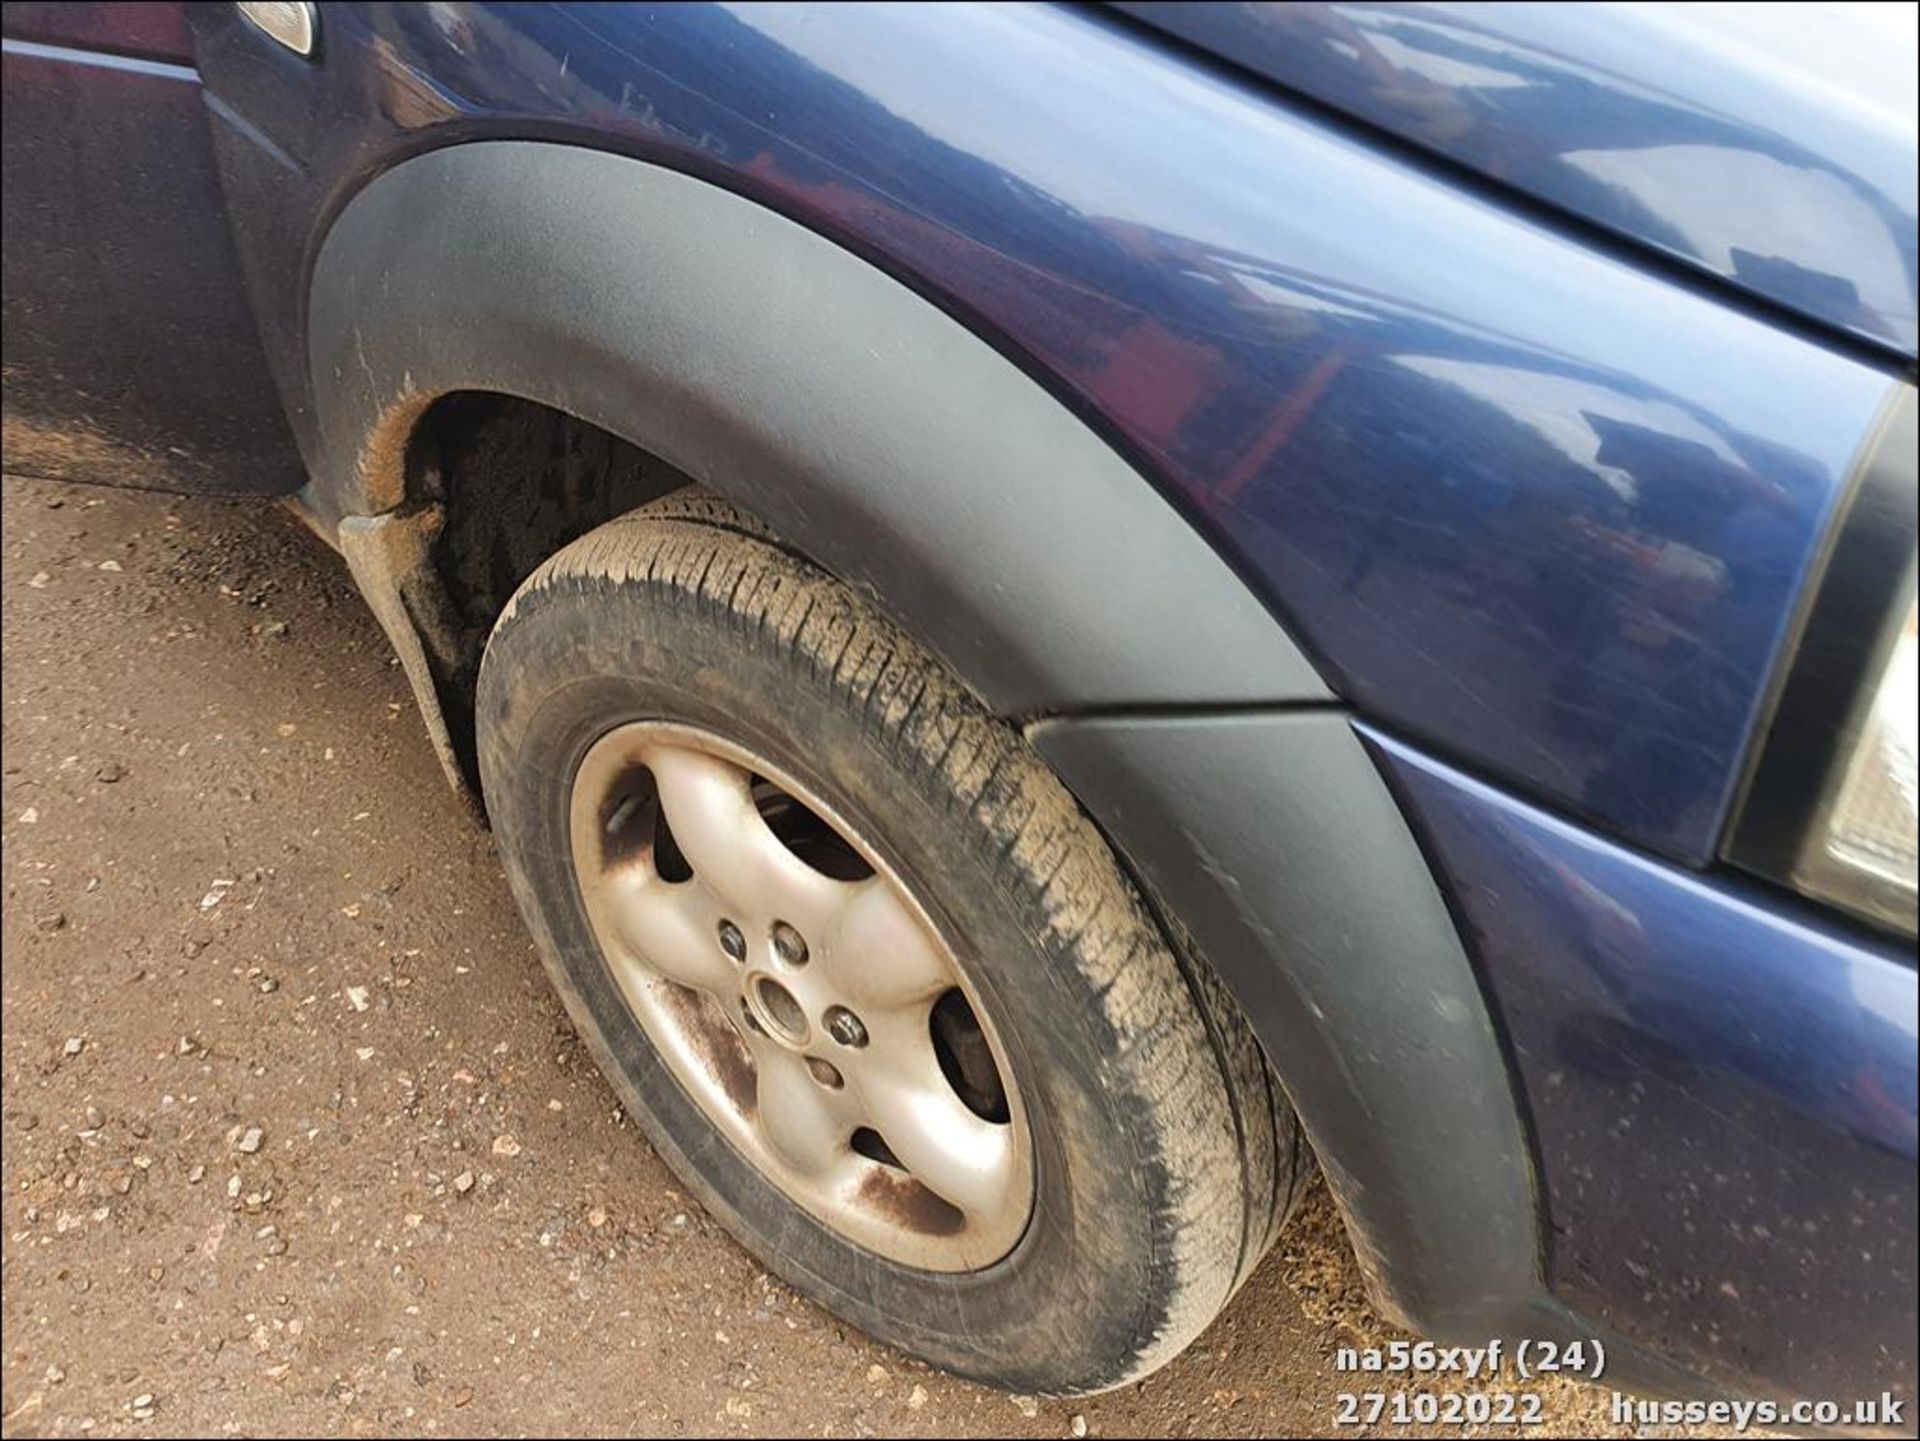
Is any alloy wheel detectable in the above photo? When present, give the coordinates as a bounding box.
[569,722,1034,1271]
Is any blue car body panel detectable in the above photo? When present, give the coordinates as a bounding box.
[1369,728,1918,1402]
[191,0,1892,863]
[1121,1,1920,359]
[0,7,301,494]
[5,0,1912,1408]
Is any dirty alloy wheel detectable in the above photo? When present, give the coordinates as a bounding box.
[475,490,1305,1395]
[567,719,1035,1272]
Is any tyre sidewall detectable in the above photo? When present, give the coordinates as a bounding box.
[478,567,1173,1393]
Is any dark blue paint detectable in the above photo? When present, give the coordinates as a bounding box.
[1122,2,1920,359]
[0,14,303,495]
[187,0,1892,862]
[1370,727,1917,1404]
[1,1,194,63]
[1,35,194,81]
[33,0,1901,1403]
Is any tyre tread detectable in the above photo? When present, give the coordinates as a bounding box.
[487,490,1304,1391]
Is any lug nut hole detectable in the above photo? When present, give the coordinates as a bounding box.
[770,920,809,967]
[805,1057,844,1089]
[717,919,746,962]
[823,1006,868,1048]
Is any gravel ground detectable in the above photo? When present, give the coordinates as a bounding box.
[2,473,1641,1437]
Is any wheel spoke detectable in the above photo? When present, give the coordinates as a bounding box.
[853,1036,1016,1221]
[644,744,843,926]
[601,870,736,998]
[823,877,953,1013]
[754,1047,851,1175]
[570,721,1033,1271]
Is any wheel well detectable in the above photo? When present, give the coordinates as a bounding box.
[396,392,699,795]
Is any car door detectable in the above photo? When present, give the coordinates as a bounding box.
[1,0,303,493]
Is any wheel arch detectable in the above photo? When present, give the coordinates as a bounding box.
[305,138,1562,1355]
[304,140,1327,724]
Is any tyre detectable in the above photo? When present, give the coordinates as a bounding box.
[475,490,1305,1394]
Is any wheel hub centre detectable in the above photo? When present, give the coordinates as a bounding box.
[746,971,810,1047]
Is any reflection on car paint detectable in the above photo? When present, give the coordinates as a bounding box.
[1119,1,1919,354]
[1370,726,1918,1405]
[204,0,1892,864]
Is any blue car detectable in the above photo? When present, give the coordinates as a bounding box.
[4,0,1913,1415]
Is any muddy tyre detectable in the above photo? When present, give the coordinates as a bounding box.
[475,492,1304,1394]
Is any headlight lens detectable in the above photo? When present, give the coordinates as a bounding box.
[1727,391,1915,936]
[1796,574,1918,932]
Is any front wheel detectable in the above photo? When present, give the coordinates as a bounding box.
[475,492,1304,1394]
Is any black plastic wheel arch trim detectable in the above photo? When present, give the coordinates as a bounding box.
[308,139,1599,1359]
[1031,706,1764,1401]
[1027,707,1541,1335]
[302,140,1330,719]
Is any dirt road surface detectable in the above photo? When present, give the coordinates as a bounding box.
[2,473,1637,1437]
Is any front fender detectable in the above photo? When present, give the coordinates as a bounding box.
[305,137,1564,1362]
[304,140,1328,718]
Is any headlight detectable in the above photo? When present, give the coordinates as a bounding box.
[1793,577,1917,931]
[1729,391,1917,938]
